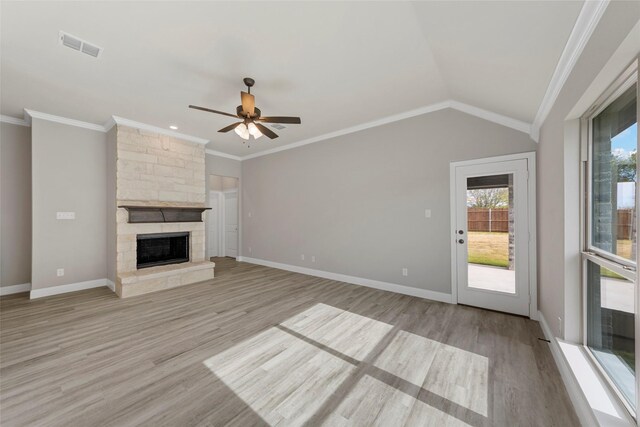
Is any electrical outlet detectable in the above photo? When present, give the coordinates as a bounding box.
[311,256,316,263]
[248,212,252,218]
[301,254,305,261]
[425,209,431,218]
[248,247,252,254]
[56,212,75,220]
[57,268,64,277]
[557,317,563,336]
[402,268,408,276]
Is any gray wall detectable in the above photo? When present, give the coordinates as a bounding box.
[242,108,536,294]
[31,119,107,290]
[1,122,32,287]
[206,153,241,179]
[537,1,640,339]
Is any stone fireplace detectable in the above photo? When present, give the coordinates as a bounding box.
[113,125,215,298]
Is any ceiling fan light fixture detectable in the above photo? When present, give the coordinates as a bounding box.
[234,123,250,140]
[247,122,262,139]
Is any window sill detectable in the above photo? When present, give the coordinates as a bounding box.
[539,312,634,426]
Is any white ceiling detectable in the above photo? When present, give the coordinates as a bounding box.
[1,1,583,156]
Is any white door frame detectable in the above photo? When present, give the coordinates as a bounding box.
[449,151,537,319]
[208,191,223,258]
[222,189,238,258]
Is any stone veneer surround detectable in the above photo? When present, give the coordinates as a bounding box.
[114,126,214,297]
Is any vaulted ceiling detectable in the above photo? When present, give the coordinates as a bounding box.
[1,1,584,156]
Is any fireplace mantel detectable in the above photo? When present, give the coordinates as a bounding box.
[118,206,211,223]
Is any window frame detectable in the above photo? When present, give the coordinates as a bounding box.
[581,59,639,418]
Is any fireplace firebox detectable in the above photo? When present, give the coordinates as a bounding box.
[137,232,189,269]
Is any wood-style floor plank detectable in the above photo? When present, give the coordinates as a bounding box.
[0,257,579,426]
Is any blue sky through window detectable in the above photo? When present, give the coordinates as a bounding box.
[612,122,637,158]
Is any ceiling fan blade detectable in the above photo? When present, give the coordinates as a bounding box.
[241,92,255,115]
[254,122,279,139]
[189,105,238,118]
[257,116,301,124]
[218,122,242,133]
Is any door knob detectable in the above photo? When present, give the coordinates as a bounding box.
[458,239,465,244]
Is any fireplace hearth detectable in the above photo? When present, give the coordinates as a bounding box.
[137,232,189,269]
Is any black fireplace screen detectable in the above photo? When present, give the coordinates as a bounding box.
[137,232,189,269]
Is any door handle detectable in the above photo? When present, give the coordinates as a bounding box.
[458,239,465,244]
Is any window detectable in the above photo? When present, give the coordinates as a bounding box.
[584,62,638,414]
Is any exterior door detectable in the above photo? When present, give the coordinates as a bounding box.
[224,191,238,258]
[453,158,530,316]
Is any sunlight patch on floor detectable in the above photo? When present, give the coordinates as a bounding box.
[325,374,473,427]
[204,303,489,425]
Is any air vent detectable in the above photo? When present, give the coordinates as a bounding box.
[59,31,102,58]
[271,124,286,130]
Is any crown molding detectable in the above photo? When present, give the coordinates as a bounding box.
[242,100,532,161]
[11,100,532,162]
[24,109,105,132]
[448,101,531,135]
[205,149,243,161]
[242,101,451,161]
[111,116,209,144]
[0,114,30,127]
[530,0,610,142]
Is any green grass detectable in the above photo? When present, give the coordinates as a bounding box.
[468,232,509,268]
[468,232,635,273]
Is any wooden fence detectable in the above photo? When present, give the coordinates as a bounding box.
[468,207,635,238]
[618,209,635,240]
[467,208,509,232]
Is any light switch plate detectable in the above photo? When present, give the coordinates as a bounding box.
[425,209,431,218]
[56,212,76,220]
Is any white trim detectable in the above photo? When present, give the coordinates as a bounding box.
[448,101,531,135]
[538,311,598,427]
[0,283,31,296]
[242,100,532,161]
[539,311,637,426]
[449,152,537,319]
[103,116,117,132]
[0,115,30,127]
[205,149,243,161]
[242,101,450,160]
[10,100,532,160]
[110,116,209,144]
[30,278,114,299]
[106,279,115,292]
[24,109,106,132]
[238,256,453,304]
[530,0,610,141]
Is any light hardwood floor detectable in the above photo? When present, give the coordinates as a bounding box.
[1,259,578,426]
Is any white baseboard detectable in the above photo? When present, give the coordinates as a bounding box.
[106,279,115,291]
[538,311,636,426]
[238,256,453,304]
[538,311,595,426]
[30,278,115,299]
[0,282,32,296]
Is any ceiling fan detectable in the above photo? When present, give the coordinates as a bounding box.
[189,77,301,141]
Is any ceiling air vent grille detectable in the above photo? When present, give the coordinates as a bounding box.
[59,31,102,58]
[271,124,286,130]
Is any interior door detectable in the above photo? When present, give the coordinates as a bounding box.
[207,192,220,258]
[224,191,238,258]
[453,158,530,316]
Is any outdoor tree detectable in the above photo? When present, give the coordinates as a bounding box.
[614,151,637,182]
[467,188,508,208]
